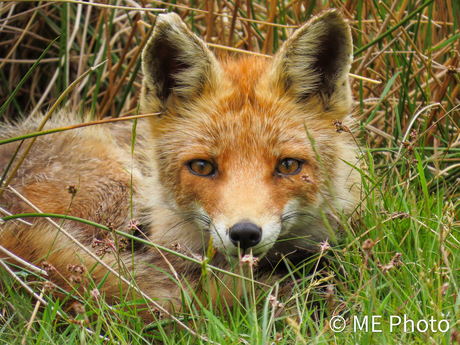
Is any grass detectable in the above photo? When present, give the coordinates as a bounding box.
[0,0,459,344]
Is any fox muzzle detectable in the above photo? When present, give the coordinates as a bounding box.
[228,221,262,252]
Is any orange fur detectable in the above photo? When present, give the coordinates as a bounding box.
[0,10,360,320]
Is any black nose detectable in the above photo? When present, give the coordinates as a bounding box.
[228,222,262,251]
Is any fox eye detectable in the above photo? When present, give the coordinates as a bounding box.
[276,158,302,175]
[187,159,216,177]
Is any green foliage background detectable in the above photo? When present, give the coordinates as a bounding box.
[0,0,459,344]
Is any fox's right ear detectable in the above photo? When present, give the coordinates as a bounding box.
[141,13,221,113]
[270,10,353,116]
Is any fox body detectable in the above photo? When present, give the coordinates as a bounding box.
[0,11,359,315]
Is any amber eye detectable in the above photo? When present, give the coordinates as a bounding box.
[276,158,302,175]
[187,159,216,177]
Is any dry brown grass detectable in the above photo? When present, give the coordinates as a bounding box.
[0,2,459,343]
[1,1,458,127]
[1,0,459,191]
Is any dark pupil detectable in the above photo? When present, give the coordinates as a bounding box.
[278,159,301,175]
[283,160,294,169]
[196,161,208,173]
[283,159,296,172]
[192,160,214,176]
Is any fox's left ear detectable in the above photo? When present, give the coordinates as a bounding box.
[271,10,353,115]
[140,13,221,114]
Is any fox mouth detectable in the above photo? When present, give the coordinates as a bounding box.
[205,219,281,261]
[196,208,280,260]
[225,245,268,260]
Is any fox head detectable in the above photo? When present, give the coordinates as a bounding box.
[140,11,358,261]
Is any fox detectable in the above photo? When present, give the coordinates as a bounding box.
[0,10,360,318]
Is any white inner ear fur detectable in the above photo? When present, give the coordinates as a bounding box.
[270,10,353,112]
[140,12,222,113]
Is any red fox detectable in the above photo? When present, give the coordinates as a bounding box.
[0,10,359,317]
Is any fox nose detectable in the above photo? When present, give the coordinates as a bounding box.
[228,222,262,251]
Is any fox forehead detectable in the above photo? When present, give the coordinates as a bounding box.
[154,56,323,160]
[158,99,317,169]
[220,55,270,105]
